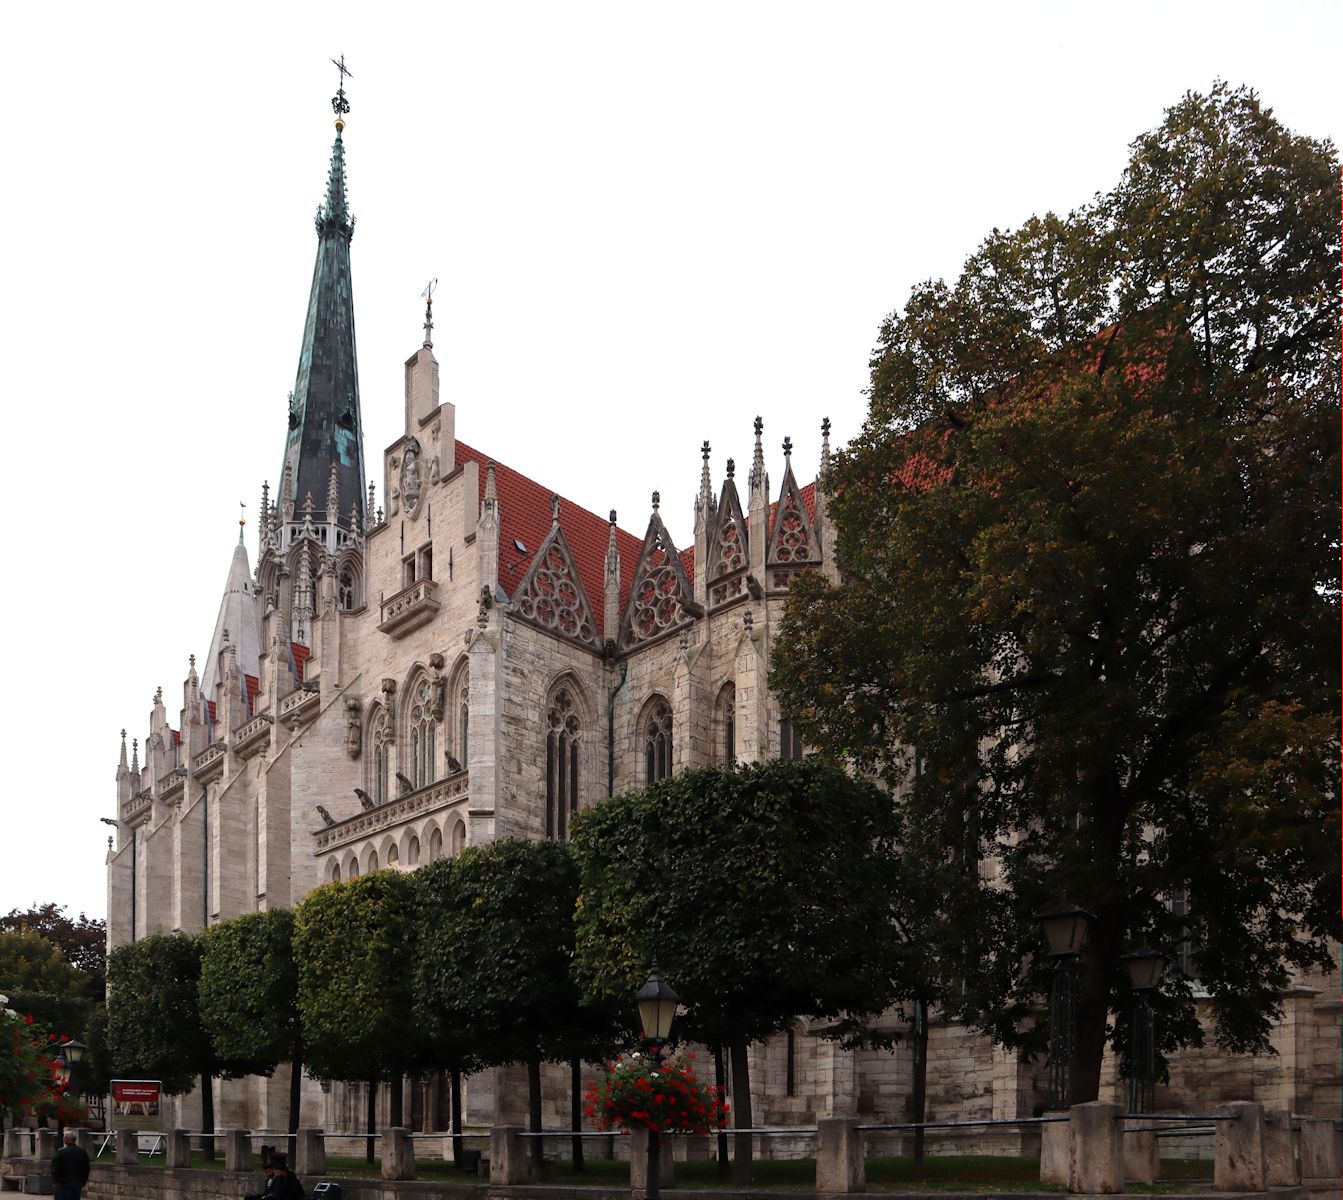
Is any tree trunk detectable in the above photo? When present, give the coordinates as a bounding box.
[713,1046,729,1176]
[366,1075,376,1164]
[288,1055,303,1139]
[728,1031,753,1183]
[569,1055,585,1172]
[200,1072,215,1162]
[526,1047,544,1172]
[389,1068,404,1127]
[450,1065,464,1168]
[910,998,929,1181]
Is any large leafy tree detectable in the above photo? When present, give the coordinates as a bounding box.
[293,871,419,1159]
[106,933,219,1142]
[200,909,304,1134]
[0,906,106,998]
[571,759,907,1180]
[414,840,620,1172]
[771,83,1341,1103]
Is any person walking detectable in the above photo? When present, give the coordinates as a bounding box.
[51,1130,91,1200]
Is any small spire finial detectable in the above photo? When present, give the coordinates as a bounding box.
[421,279,436,349]
[154,686,163,705]
[239,499,246,543]
[701,440,710,462]
[782,436,793,459]
[609,509,617,524]
[651,490,660,512]
[820,416,832,477]
[189,654,196,669]
[754,415,763,437]
[751,415,766,490]
[551,494,561,527]
[331,54,352,122]
[727,457,735,479]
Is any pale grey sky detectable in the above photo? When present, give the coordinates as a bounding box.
[1,1,1337,921]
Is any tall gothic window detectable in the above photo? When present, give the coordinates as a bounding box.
[716,682,736,765]
[338,569,356,610]
[458,686,469,768]
[371,708,391,805]
[779,716,803,761]
[644,698,673,784]
[546,688,582,840]
[409,677,436,788]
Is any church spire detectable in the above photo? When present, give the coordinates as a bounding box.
[279,70,366,533]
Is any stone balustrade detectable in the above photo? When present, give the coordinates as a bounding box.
[278,685,320,729]
[121,790,153,826]
[191,742,227,781]
[378,577,441,637]
[231,712,273,759]
[315,770,469,851]
[156,768,187,802]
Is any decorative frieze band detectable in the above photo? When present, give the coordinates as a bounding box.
[314,770,469,852]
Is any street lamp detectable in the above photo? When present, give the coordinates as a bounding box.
[54,1039,86,1137]
[635,964,679,1200]
[1034,901,1093,1109]
[1119,947,1167,1113]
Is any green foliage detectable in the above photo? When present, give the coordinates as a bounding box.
[106,932,216,1095]
[570,759,907,1050]
[414,839,617,1068]
[200,909,300,1078]
[771,84,1340,1097]
[0,931,83,999]
[0,904,106,998]
[0,996,60,1120]
[294,871,418,1083]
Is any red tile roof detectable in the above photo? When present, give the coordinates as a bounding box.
[455,441,643,634]
[292,644,310,683]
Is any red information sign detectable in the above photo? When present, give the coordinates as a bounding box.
[110,1080,162,1130]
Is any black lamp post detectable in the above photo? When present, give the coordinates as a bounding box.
[635,964,679,1200]
[54,1039,86,1137]
[1119,947,1167,1113]
[1034,901,1093,1109]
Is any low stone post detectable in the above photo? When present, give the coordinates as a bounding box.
[2,1126,23,1158]
[1039,1112,1069,1185]
[295,1128,327,1176]
[1123,1119,1158,1185]
[490,1126,527,1186]
[816,1118,865,1195]
[1213,1102,1265,1191]
[165,1128,192,1169]
[224,1129,252,1173]
[1299,1118,1341,1179]
[74,1129,95,1160]
[381,1126,415,1181]
[677,1133,711,1162]
[1262,1110,1298,1186]
[1067,1102,1124,1194]
[116,1128,139,1165]
[629,1127,674,1191]
[36,1129,58,1161]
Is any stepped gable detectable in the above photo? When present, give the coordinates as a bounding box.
[455,441,642,634]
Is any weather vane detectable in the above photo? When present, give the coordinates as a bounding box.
[331,54,353,116]
[421,278,437,346]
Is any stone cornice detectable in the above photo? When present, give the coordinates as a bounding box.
[314,769,469,852]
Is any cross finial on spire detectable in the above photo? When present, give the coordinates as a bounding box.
[701,440,710,462]
[727,457,735,479]
[189,654,196,669]
[651,490,660,512]
[782,436,793,459]
[820,416,832,477]
[331,54,352,119]
[421,279,436,349]
[239,500,246,544]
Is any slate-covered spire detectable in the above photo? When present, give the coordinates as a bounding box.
[279,112,366,531]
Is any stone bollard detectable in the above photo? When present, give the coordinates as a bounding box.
[490,1126,527,1186]
[116,1128,139,1165]
[1039,1111,1069,1185]
[1299,1118,1341,1179]
[296,1128,327,1176]
[1123,1119,1159,1185]
[165,1128,192,1169]
[1068,1102,1124,1194]
[224,1129,252,1173]
[1262,1110,1298,1186]
[1214,1102,1265,1191]
[74,1130,95,1160]
[2,1126,23,1159]
[816,1118,865,1195]
[629,1127,674,1192]
[36,1129,58,1161]
[381,1127,416,1181]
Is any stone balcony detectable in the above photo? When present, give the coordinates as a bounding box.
[232,712,273,760]
[121,790,152,827]
[378,578,441,638]
[192,742,227,783]
[314,767,468,852]
[278,685,320,730]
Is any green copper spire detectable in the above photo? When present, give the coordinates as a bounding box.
[279,113,365,527]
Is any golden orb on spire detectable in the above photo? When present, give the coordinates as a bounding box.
[334,117,346,132]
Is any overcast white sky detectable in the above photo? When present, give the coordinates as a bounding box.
[1,2,1337,922]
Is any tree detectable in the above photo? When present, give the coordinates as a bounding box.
[414,840,621,1173]
[200,909,304,1135]
[293,871,418,1161]
[0,906,106,998]
[771,83,1341,1104]
[0,933,83,1000]
[571,759,907,1180]
[105,933,218,1145]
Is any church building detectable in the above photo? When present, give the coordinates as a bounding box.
[106,91,1339,1149]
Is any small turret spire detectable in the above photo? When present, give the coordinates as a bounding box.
[484,461,498,507]
[699,440,712,503]
[820,416,831,478]
[118,729,129,776]
[368,480,377,528]
[327,462,340,522]
[551,494,561,528]
[422,278,436,349]
[782,436,793,461]
[651,490,660,513]
[131,738,139,774]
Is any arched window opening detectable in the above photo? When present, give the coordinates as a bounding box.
[407,836,421,866]
[644,698,673,784]
[450,819,466,857]
[458,684,470,768]
[716,683,736,766]
[330,861,341,883]
[779,716,803,761]
[365,847,379,873]
[387,843,399,867]
[546,687,582,841]
[370,709,391,805]
[409,676,436,789]
[428,826,443,862]
[338,569,356,610]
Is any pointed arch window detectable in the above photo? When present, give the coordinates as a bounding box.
[409,676,436,788]
[546,688,582,840]
[370,709,391,805]
[338,569,357,610]
[428,826,443,862]
[716,683,736,765]
[644,698,673,784]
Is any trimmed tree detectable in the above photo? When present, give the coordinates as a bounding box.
[770,83,1341,1103]
[106,933,218,1147]
[200,909,304,1135]
[571,759,908,1181]
[294,871,418,1161]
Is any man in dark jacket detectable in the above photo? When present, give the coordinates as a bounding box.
[51,1130,91,1200]
[269,1155,305,1199]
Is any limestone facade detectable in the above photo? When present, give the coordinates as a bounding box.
[104,111,1339,1151]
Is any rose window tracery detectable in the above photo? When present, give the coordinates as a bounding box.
[631,553,684,641]
[715,518,744,576]
[772,493,813,563]
[516,542,597,645]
